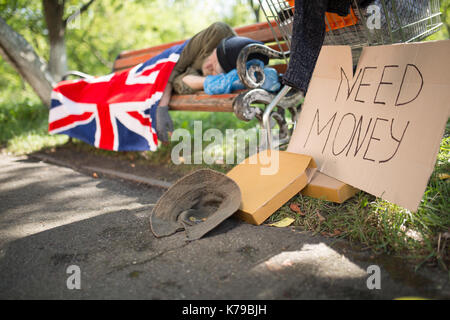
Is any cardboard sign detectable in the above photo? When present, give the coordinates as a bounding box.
[288,41,450,211]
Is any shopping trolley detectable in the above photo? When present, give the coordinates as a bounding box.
[251,0,443,149]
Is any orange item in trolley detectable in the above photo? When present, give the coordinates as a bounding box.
[284,0,358,31]
[325,8,358,31]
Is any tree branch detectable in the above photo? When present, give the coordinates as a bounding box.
[63,0,96,27]
[82,38,113,69]
[0,16,54,106]
[247,0,260,23]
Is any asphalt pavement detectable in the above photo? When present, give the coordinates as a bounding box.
[0,154,448,300]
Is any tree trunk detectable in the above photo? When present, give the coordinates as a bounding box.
[0,16,54,107]
[43,0,67,82]
[248,0,260,23]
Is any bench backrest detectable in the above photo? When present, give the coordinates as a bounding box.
[112,21,288,74]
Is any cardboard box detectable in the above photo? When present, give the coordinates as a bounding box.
[301,171,359,203]
[287,41,450,211]
[227,150,316,225]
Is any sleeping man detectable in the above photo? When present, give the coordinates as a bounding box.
[156,22,271,142]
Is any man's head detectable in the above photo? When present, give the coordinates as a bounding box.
[201,49,224,76]
[215,36,269,73]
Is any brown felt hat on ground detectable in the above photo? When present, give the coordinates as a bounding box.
[150,169,241,241]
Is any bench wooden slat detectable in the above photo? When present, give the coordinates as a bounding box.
[271,64,287,74]
[118,40,186,59]
[168,92,236,112]
[234,21,282,40]
[235,21,282,43]
[114,53,158,71]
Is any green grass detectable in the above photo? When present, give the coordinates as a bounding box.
[0,100,68,154]
[1,98,449,270]
[269,124,450,269]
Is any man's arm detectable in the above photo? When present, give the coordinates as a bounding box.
[181,75,206,91]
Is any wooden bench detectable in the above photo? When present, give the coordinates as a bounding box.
[65,22,304,142]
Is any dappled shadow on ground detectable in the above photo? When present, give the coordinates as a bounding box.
[0,154,162,249]
[0,154,449,300]
[1,208,448,300]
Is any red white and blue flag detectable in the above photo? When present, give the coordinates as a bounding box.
[48,42,187,151]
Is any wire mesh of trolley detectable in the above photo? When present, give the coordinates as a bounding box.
[255,0,443,149]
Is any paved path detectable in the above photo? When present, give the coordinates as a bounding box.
[0,155,448,300]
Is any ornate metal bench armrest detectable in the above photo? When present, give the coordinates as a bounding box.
[233,87,304,144]
[236,43,289,89]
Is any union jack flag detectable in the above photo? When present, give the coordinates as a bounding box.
[49,42,187,151]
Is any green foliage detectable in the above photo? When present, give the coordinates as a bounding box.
[427,0,450,40]
[0,0,252,97]
[269,122,450,268]
[221,0,258,27]
[0,100,67,154]
[64,0,228,75]
[171,110,258,132]
[0,0,48,58]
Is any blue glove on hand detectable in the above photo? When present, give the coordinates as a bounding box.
[204,59,281,95]
[204,70,242,95]
[260,67,281,92]
[243,59,281,92]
